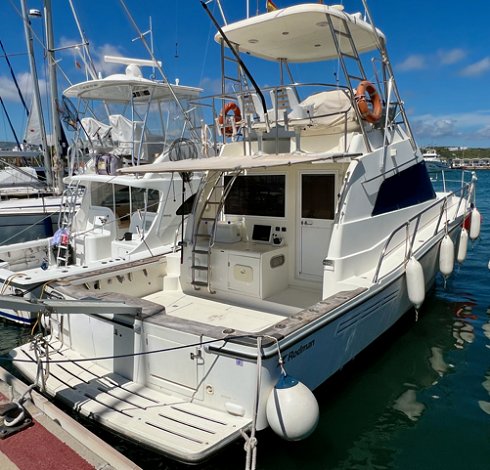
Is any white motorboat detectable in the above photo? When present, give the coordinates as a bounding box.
[0,56,206,325]
[422,148,449,172]
[11,2,478,464]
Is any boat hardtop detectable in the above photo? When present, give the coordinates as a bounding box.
[216,4,384,62]
[64,71,202,103]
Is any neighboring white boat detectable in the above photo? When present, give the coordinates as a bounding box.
[0,2,67,243]
[422,148,449,172]
[0,56,206,325]
[10,2,478,464]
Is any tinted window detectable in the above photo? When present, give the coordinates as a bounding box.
[301,174,335,220]
[225,175,285,217]
[372,162,436,216]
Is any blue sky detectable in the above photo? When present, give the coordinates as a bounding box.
[2,0,490,148]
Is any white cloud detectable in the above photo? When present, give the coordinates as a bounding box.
[437,48,466,65]
[0,72,47,104]
[412,111,490,145]
[460,57,490,77]
[92,43,126,76]
[397,54,426,71]
[397,49,466,73]
[198,77,222,95]
[412,117,458,139]
[57,36,125,77]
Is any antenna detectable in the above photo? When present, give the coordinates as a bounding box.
[132,17,155,76]
[119,0,200,143]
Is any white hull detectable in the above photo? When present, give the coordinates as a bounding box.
[8,2,478,464]
[11,219,458,461]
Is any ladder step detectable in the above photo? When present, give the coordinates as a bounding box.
[348,75,365,83]
[195,233,210,238]
[193,249,209,255]
[332,29,350,38]
[191,281,209,288]
[224,56,240,64]
[192,265,209,271]
[340,52,362,61]
[223,75,241,83]
[201,217,215,222]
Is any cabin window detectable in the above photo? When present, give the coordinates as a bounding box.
[301,174,335,219]
[224,175,285,217]
[91,183,160,228]
[372,163,436,216]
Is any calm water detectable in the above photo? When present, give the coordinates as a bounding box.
[1,171,489,470]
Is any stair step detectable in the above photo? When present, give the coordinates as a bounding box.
[191,281,208,288]
[191,265,208,271]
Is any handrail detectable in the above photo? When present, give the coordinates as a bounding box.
[372,179,472,284]
[193,82,361,156]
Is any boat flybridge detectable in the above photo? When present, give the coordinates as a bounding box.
[11,2,479,465]
[0,56,207,325]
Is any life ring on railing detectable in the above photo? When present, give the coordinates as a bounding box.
[355,80,383,123]
[218,102,242,136]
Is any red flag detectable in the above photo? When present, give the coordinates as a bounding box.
[266,0,278,12]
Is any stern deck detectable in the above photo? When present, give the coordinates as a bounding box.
[12,341,251,463]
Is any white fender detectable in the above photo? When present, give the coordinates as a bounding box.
[439,234,454,277]
[469,208,481,240]
[406,257,425,309]
[266,375,319,441]
[457,228,468,263]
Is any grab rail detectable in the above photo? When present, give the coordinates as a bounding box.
[372,176,474,284]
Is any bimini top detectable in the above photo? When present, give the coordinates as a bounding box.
[215,4,384,63]
[64,73,202,103]
[118,151,357,174]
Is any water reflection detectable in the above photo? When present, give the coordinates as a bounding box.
[452,303,476,348]
[393,389,425,421]
[478,371,490,415]
[429,346,449,376]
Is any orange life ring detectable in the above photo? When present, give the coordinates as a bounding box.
[355,80,383,124]
[218,102,242,136]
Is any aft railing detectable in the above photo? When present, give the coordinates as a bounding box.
[191,83,363,156]
[372,173,475,284]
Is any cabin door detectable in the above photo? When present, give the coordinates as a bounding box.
[297,172,336,280]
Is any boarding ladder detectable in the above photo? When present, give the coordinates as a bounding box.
[324,13,373,152]
[325,7,417,154]
[55,181,81,266]
[218,41,258,138]
[190,170,241,291]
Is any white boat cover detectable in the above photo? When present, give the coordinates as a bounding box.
[118,151,353,175]
[216,4,384,62]
[64,74,202,103]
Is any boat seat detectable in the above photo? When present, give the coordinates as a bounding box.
[238,92,266,123]
[80,117,113,148]
[269,87,311,122]
[109,114,144,158]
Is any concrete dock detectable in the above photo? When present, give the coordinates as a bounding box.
[0,367,141,470]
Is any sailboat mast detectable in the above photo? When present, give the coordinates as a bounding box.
[44,0,63,194]
[19,0,53,187]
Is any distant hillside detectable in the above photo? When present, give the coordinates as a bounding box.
[423,147,490,160]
